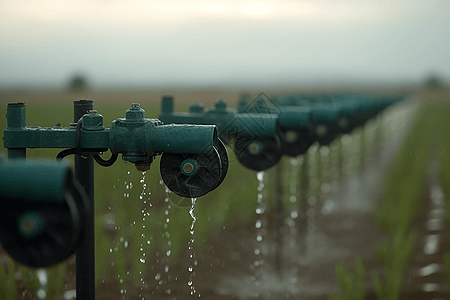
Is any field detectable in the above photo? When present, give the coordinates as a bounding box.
[1,87,450,300]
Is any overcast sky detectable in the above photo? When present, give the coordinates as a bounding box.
[1,0,449,88]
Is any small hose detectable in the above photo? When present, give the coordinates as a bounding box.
[56,149,78,160]
[93,153,118,167]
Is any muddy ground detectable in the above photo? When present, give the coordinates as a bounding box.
[2,91,450,299]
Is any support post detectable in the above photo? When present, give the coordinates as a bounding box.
[6,102,26,160]
[74,100,95,300]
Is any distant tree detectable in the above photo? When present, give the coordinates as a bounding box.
[68,74,88,92]
[425,75,443,90]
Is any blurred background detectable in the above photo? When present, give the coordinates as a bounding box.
[1,0,449,90]
[1,1,450,300]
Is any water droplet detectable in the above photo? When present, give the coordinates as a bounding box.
[257,171,264,182]
[109,248,112,253]
[165,265,169,273]
[188,266,193,272]
[140,258,146,263]
[155,274,161,280]
[166,250,171,256]
[124,241,128,248]
[255,220,262,228]
[256,235,262,242]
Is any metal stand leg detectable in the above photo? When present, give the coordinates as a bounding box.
[74,100,95,300]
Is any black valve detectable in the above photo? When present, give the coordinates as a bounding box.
[0,161,89,268]
[278,127,315,157]
[234,135,282,171]
[160,145,225,200]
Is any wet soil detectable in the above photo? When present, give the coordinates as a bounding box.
[3,99,450,299]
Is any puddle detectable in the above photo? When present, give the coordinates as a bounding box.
[418,263,440,276]
[422,283,440,292]
[426,218,444,231]
[424,234,440,255]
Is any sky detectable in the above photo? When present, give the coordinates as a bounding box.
[1,0,449,88]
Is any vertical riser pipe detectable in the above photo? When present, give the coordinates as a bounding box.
[6,102,26,159]
[74,100,95,300]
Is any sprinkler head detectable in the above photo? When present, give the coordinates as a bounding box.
[316,124,328,137]
[248,141,262,155]
[18,211,44,238]
[284,130,298,143]
[180,159,198,176]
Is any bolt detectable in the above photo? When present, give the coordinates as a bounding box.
[248,141,261,155]
[285,131,298,143]
[180,159,197,176]
[183,162,194,173]
[7,102,26,108]
[89,110,98,114]
[132,103,140,108]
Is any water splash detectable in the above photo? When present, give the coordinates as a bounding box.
[188,198,199,297]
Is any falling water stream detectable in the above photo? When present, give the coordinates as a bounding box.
[138,171,152,299]
[36,268,48,299]
[158,179,173,296]
[250,171,266,296]
[284,157,301,273]
[188,197,199,297]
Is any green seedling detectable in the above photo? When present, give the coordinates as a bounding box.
[46,263,67,299]
[444,252,450,283]
[373,231,416,300]
[328,257,366,300]
[0,259,17,300]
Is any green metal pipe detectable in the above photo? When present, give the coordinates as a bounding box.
[150,124,218,153]
[0,161,70,202]
[5,102,26,159]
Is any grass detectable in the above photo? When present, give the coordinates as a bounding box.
[435,99,450,286]
[330,99,438,299]
[0,94,265,297]
[0,89,411,298]
[328,257,366,300]
[0,259,17,300]
[370,102,432,299]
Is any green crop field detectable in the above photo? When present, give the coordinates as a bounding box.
[1,88,448,299]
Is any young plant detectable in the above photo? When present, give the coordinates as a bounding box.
[328,257,366,300]
[0,259,17,300]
